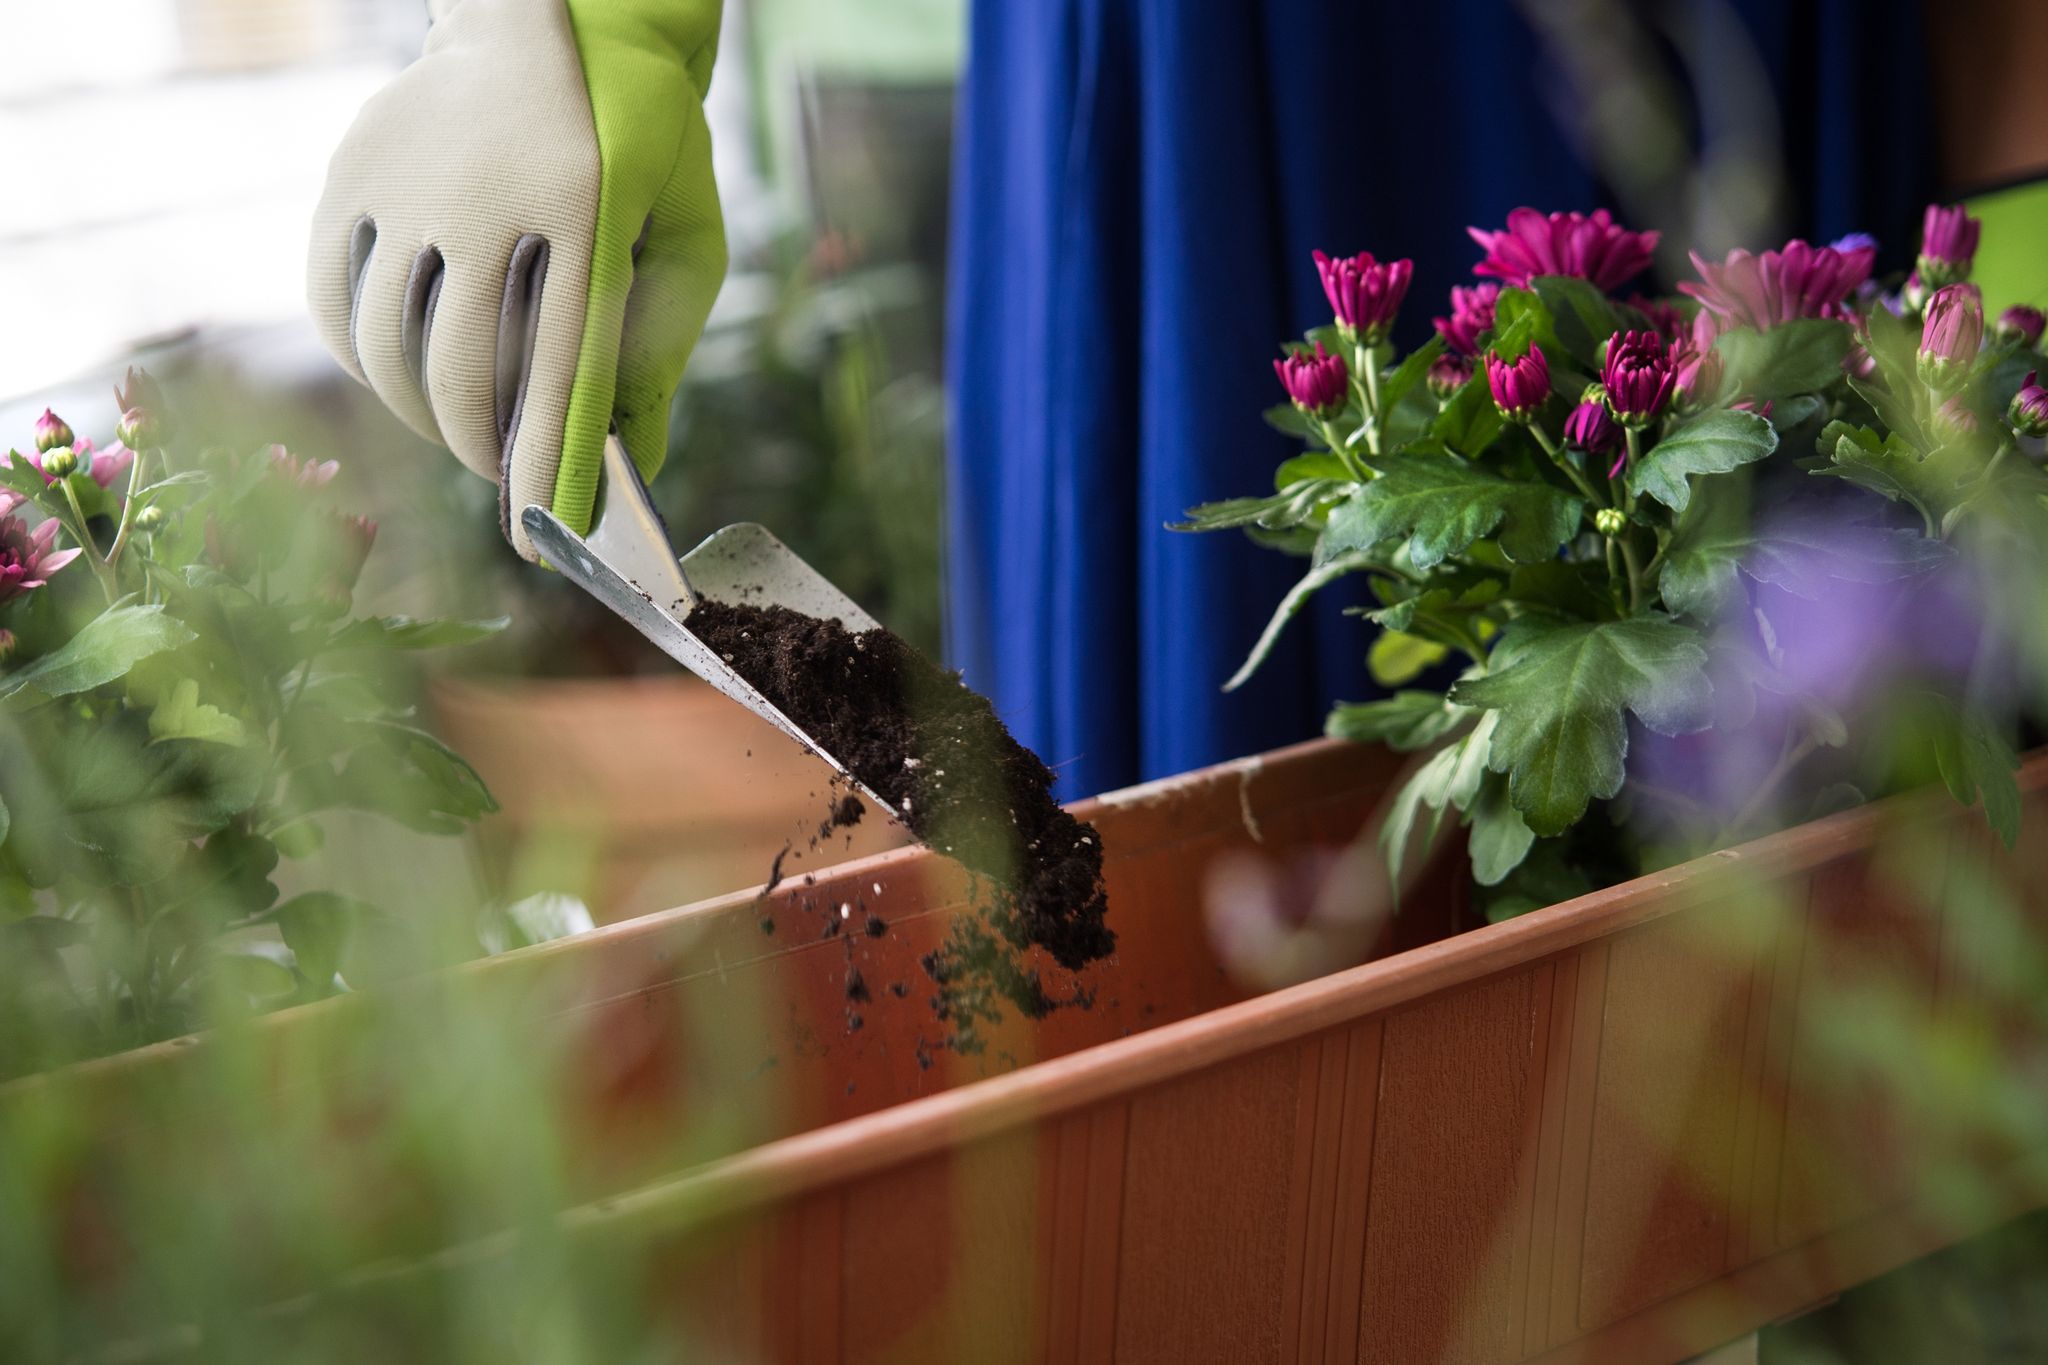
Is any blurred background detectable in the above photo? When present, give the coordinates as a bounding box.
[4,1,2048,1360]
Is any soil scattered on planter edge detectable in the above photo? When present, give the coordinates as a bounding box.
[690,599,1115,1051]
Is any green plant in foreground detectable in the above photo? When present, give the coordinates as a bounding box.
[0,375,503,1073]
[1182,207,2047,917]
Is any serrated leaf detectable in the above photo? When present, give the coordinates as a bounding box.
[1626,409,1777,514]
[1174,478,1354,534]
[148,677,248,747]
[0,606,196,709]
[1468,773,1536,885]
[1326,691,1468,751]
[1711,319,1853,401]
[1319,454,1584,570]
[1449,617,1714,835]
[1530,276,1627,367]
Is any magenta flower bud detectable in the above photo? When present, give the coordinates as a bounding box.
[32,409,73,455]
[1427,351,1473,399]
[115,407,160,451]
[1313,249,1413,346]
[1670,339,1723,408]
[1681,238,1876,331]
[1842,343,1879,383]
[1918,283,1985,387]
[1934,395,1980,439]
[320,513,380,605]
[1996,305,2046,348]
[0,515,82,604]
[2011,371,2048,438]
[267,444,341,488]
[1273,341,1349,416]
[1432,283,1501,355]
[113,367,165,420]
[1601,329,1675,427]
[1485,344,1550,423]
[1564,399,1620,457]
[1624,294,1688,342]
[1467,208,1659,291]
[1916,203,1981,287]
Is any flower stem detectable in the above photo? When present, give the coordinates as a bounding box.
[1358,344,1384,456]
[1530,423,1605,504]
[104,445,150,572]
[58,477,119,603]
[1718,732,1822,846]
[1617,533,1647,614]
[1318,419,1370,481]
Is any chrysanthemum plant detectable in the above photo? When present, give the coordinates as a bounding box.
[1181,207,2048,916]
[0,374,503,1069]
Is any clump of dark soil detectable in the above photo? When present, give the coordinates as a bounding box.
[690,599,1115,1051]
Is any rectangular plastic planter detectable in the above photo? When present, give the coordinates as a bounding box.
[30,738,2048,1362]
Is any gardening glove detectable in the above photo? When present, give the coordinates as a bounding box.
[308,0,727,560]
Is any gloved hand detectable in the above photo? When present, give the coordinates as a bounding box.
[308,0,726,559]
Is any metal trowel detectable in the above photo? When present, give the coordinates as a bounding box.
[520,432,903,820]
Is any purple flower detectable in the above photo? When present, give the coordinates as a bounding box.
[1432,283,1501,355]
[1680,238,1876,331]
[1916,203,1981,287]
[1602,330,1675,427]
[1427,351,1473,399]
[1918,283,1985,386]
[1467,208,1659,291]
[1564,399,1620,458]
[32,409,73,455]
[1995,305,2046,347]
[2011,371,2048,438]
[0,516,81,604]
[1485,344,1550,422]
[1273,342,1348,416]
[267,444,340,488]
[1830,231,1880,257]
[1313,249,1413,345]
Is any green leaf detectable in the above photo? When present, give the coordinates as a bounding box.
[1381,713,1497,890]
[148,677,248,746]
[0,792,9,847]
[1812,421,1978,529]
[326,615,509,652]
[1368,631,1450,687]
[1325,691,1468,751]
[1222,551,1377,692]
[1530,276,1627,366]
[1711,319,1853,402]
[1173,478,1353,534]
[1449,617,1714,835]
[0,606,196,709]
[1262,403,1315,438]
[1481,839,1596,923]
[1927,700,2022,848]
[1626,409,1777,514]
[1274,452,1351,487]
[1319,453,1584,570]
[1376,336,1445,420]
[1468,773,1536,885]
[1430,371,1507,457]
[277,891,376,995]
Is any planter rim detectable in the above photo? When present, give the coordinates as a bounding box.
[425,741,2048,1257]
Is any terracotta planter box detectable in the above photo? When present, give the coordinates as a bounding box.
[20,739,2048,1361]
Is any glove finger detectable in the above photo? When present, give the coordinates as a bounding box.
[307,211,377,387]
[501,230,598,558]
[613,102,727,486]
[421,239,516,483]
[353,225,444,445]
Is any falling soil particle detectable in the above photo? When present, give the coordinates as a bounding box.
[889,981,910,999]
[764,844,791,895]
[758,915,775,936]
[845,968,870,1003]
[864,914,888,939]
[690,599,1115,1052]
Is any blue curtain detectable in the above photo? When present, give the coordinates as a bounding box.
[945,0,1930,800]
